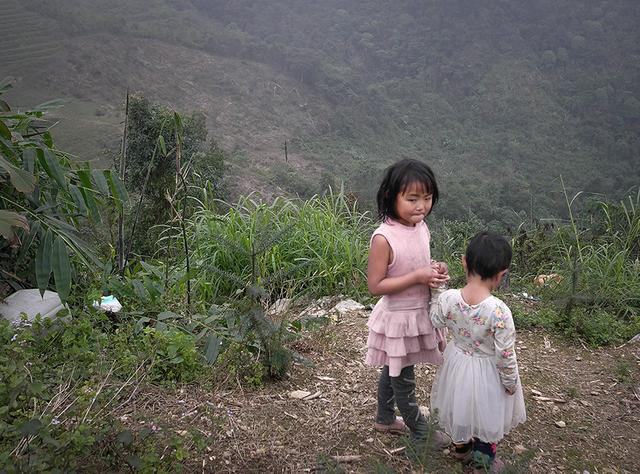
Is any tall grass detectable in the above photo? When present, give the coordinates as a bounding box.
[189,189,374,304]
[152,183,639,346]
[430,213,486,288]
[539,189,640,343]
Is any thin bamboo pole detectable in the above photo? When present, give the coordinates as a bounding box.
[175,132,191,306]
[117,91,129,274]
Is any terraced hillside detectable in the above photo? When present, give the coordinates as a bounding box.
[2,26,330,199]
[0,0,65,69]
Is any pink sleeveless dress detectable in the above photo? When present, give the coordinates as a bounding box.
[365,219,444,377]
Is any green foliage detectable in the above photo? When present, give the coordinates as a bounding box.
[151,189,373,379]
[192,188,372,303]
[431,213,486,288]
[511,222,559,283]
[141,327,203,383]
[196,213,300,378]
[97,259,226,370]
[0,83,126,300]
[216,342,266,388]
[0,313,111,470]
[615,359,634,384]
[125,95,207,197]
[192,141,226,199]
[553,192,639,341]
[186,185,639,348]
[515,190,640,344]
[123,94,226,258]
[0,304,210,471]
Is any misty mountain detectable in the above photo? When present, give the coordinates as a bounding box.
[2,0,639,225]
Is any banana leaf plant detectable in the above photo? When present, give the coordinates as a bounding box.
[0,79,128,302]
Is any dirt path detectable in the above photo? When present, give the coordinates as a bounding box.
[132,305,640,473]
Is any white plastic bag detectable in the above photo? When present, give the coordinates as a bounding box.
[93,295,122,313]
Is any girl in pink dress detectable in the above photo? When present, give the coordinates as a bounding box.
[365,159,449,443]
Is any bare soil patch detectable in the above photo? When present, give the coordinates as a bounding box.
[127,306,640,473]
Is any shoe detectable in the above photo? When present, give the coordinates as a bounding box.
[452,446,473,463]
[374,416,408,435]
[472,457,504,473]
[410,429,451,450]
[430,430,452,450]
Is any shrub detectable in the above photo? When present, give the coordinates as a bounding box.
[141,327,203,383]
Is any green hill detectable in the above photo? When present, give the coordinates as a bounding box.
[3,0,639,225]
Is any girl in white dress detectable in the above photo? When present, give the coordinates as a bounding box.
[430,231,526,472]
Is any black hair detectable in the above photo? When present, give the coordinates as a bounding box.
[465,231,512,280]
[376,159,439,221]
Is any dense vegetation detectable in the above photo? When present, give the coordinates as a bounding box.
[2,88,638,469]
[2,0,639,468]
[19,0,640,226]
[0,80,127,301]
[122,94,226,257]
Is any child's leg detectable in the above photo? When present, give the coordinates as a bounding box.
[376,365,396,424]
[472,438,498,471]
[389,365,429,439]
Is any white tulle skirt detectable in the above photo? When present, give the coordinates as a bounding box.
[430,343,526,443]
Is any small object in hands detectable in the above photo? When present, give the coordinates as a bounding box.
[430,280,448,290]
[430,261,449,289]
[93,295,122,313]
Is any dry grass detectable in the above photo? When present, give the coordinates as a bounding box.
[122,302,640,473]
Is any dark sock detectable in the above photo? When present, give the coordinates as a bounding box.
[472,438,497,469]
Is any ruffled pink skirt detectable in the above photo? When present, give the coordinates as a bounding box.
[365,296,444,376]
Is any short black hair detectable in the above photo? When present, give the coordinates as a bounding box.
[465,231,512,280]
[376,159,439,221]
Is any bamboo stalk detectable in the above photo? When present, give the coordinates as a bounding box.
[117,91,129,274]
[175,125,191,306]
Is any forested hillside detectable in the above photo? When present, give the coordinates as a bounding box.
[4,0,639,225]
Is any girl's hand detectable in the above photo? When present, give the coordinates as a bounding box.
[414,266,447,285]
[429,272,449,287]
[427,262,450,288]
[413,266,435,285]
[431,260,449,277]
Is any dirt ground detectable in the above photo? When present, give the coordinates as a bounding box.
[129,303,640,473]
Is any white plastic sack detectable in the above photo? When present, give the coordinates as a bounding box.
[0,289,66,326]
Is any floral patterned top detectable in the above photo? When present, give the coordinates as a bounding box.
[430,289,520,392]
